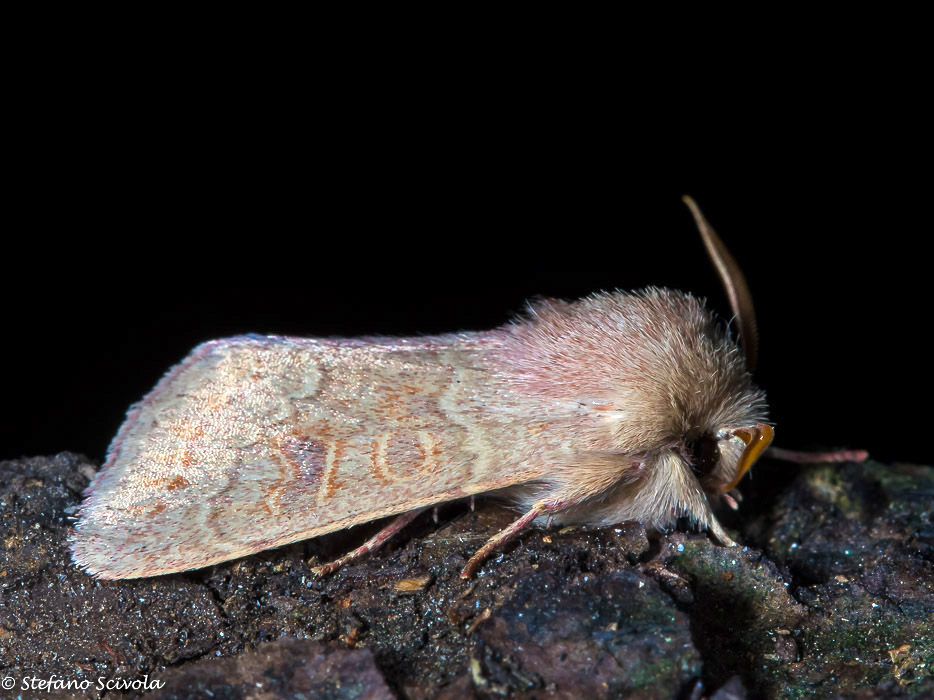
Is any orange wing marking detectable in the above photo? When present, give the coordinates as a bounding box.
[368,434,391,485]
[322,438,348,500]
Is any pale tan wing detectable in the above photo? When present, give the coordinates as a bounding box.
[71,333,551,578]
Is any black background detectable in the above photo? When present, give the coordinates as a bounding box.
[3,70,927,467]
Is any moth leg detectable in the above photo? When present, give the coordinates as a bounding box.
[460,499,556,579]
[311,508,427,577]
[722,490,741,510]
[707,514,738,547]
[766,446,869,463]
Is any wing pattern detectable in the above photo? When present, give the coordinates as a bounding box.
[72,333,553,578]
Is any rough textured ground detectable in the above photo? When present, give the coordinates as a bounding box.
[0,452,931,699]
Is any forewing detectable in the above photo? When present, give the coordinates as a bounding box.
[71,333,545,578]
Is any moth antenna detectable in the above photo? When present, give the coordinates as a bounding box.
[766,446,869,463]
[682,195,760,371]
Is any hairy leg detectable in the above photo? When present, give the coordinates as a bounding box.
[461,499,560,579]
[312,508,427,577]
[707,514,738,547]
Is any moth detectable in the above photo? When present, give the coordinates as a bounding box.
[71,198,777,580]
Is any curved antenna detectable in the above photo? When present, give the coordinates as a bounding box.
[682,196,759,371]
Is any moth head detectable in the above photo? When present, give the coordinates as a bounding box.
[681,423,773,496]
[506,197,772,499]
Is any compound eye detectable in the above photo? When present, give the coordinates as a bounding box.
[686,435,720,478]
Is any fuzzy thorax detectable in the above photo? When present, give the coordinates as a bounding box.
[498,288,768,533]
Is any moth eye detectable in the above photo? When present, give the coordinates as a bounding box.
[686,435,720,478]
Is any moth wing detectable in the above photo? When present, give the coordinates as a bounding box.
[71,334,546,578]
